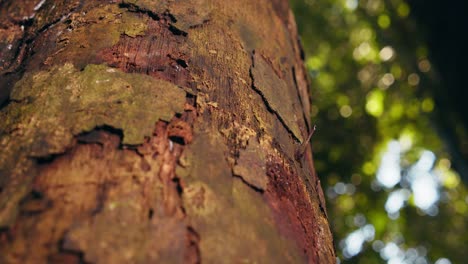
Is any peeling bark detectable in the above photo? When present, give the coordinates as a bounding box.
[0,0,335,263]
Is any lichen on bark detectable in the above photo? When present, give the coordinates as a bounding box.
[0,63,185,227]
[3,63,185,145]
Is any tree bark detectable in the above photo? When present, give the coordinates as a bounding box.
[0,0,335,263]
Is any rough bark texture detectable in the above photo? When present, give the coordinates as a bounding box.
[0,0,335,263]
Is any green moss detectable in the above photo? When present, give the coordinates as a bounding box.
[0,63,185,226]
[121,12,148,37]
[6,63,185,146]
[48,4,150,67]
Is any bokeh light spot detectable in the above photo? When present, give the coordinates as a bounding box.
[336,94,350,106]
[408,151,439,212]
[345,0,358,11]
[340,105,353,118]
[341,224,375,258]
[306,56,323,69]
[338,195,356,211]
[376,141,401,188]
[378,15,391,29]
[317,72,336,91]
[381,73,395,87]
[385,189,411,215]
[358,42,371,56]
[363,161,376,175]
[418,59,431,72]
[397,3,410,17]
[440,169,460,189]
[399,132,414,151]
[421,98,434,112]
[439,158,451,169]
[358,68,372,83]
[365,90,385,117]
[408,73,420,86]
[435,258,452,264]
[379,46,394,61]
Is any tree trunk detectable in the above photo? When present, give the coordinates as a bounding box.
[0,0,335,263]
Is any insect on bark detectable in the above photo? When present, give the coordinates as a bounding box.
[295,124,317,160]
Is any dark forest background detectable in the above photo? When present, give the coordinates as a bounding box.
[291,0,468,263]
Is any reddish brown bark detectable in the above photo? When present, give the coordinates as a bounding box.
[0,0,335,263]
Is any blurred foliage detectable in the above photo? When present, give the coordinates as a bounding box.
[290,0,468,263]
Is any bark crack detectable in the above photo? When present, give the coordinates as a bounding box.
[232,174,264,193]
[118,2,188,36]
[118,2,160,21]
[249,51,302,143]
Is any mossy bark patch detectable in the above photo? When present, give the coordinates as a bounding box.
[27,4,149,71]
[0,63,185,182]
[2,63,185,146]
[0,63,185,227]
